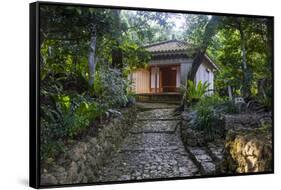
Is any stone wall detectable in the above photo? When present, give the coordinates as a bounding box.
[41,106,138,185]
[223,112,272,131]
[180,110,273,175]
[180,111,225,175]
[180,111,206,147]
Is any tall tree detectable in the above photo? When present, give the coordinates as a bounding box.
[88,23,97,87]
[111,10,123,69]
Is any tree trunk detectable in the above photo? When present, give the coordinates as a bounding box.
[111,10,123,69]
[228,85,233,101]
[240,30,247,70]
[266,19,273,70]
[88,27,97,87]
[112,47,123,69]
[256,19,273,100]
[238,23,251,97]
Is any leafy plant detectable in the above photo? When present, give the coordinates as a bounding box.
[190,95,237,140]
[181,80,210,105]
[40,94,101,160]
[94,66,129,108]
[256,80,272,109]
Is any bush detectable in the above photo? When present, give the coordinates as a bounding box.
[62,96,100,138]
[181,80,209,105]
[40,66,135,161]
[40,94,101,160]
[256,94,272,110]
[190,95,237,140]
[94,67,129,108]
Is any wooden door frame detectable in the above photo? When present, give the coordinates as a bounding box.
[149,64,180,93]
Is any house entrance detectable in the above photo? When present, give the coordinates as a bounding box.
[150,65,180,93]
[161,67,177,92]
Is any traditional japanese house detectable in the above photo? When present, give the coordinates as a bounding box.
[129,39,218,102]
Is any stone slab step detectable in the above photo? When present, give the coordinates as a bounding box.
[187,147,216,175]
[137,109,178,120]
[207,142,224,162]
[121,133,185,150]
[130,120,179,133]
[121,146,182,152]
[136,102,180,110]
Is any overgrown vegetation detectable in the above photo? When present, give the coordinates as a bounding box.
[39,5,273,160]
[187,15,273,107]
[39,5,177,161]
[189,95,237,140]
[181,15,273,140]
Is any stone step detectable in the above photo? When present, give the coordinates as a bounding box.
[120,133,185,150]
[136,102,180,110]
[130,120,179,133]
[206,142,224,162]
[120,146,182,152]
[137,108,178,120]
[186,147,216,175]
[136,94,181,104]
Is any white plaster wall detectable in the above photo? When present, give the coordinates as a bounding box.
[195,62,214,94]
[150,67,159,88]
[180,63,193,85]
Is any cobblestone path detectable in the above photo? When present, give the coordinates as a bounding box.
[96,103,200,182]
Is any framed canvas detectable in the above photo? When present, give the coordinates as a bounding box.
[30,1,274,188]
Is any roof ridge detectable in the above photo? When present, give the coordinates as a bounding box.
[143,39,187,48]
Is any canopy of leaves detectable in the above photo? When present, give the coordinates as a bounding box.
[184,15,272,105]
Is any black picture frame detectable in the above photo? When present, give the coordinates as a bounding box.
[30,1,274,188]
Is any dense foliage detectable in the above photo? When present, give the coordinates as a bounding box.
[39,5,176,160]
[183,15,273,140]
[39,5,273,160]
[189,95,237,140]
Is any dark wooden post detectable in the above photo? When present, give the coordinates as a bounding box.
[155,66,158,93]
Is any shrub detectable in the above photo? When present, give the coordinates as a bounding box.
[56,95,102,137]
[181,80,209,105]
[40,108,65,161]
[257,94,272,110]
[40,94,100,160]
[126,86,136,106]
[94,67,129,108]
[190,95,237,140]
[40,66,135,161]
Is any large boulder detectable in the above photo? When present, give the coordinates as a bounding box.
[219,114,272,174]
[221,128,272,173]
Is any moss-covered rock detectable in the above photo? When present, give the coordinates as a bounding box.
[220,126,272,173]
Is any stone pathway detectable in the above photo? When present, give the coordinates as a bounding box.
[96,103,200,182]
